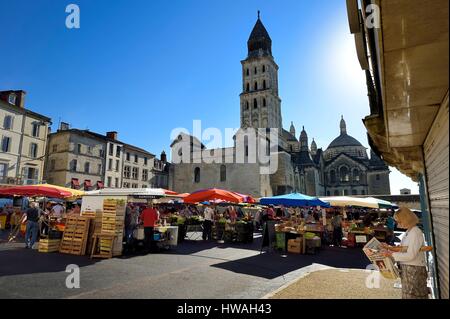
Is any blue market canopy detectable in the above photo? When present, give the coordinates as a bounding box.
[260,193,330,208]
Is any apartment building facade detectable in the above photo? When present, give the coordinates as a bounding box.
[45,125,107,190]
[122,144,155,189]
[0,90,51,185]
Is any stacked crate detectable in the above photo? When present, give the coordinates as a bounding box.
[101,199,126,257]
[38,239,61,253]
[59,216,90,255]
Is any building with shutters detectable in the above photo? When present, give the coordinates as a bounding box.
[346,0,448,298]
[0,90,52,186]
[44,123,168,190]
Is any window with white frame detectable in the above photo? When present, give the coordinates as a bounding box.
[142,169,148,181]
[3,115,13,130]
[31,123,40,137]
[1,136,11,152]
[132,167,138,180]
[84,162,90,174]
[30,143,38,158]
[8,94,16,105]
[124,166,131,178]
[0,163,7,178]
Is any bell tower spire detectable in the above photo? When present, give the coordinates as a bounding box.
[240,14,282,132]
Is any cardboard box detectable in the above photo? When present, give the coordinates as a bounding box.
[288,240,302,254]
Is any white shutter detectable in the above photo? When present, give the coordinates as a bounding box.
[424,98,449,299]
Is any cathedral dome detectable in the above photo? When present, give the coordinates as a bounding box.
[324,116,368,161]
[327,116,363,148]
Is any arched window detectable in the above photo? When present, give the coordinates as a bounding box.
[245,101,249,110]
[263,98,266,107]
[353,169,360,182]
[340,166,349,182]
[330,170,336,183]
[352,189,357,195]
[263,80,267,89]
[334,190,339,196]
[253,98,258,109]
[220,165,226,182]
[246,83,250,92]
[344,189,349,195]
[262,65,266,73]
[194,167,200,183]
[254,82,258,90]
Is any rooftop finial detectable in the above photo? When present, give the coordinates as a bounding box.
[258,10,260,19]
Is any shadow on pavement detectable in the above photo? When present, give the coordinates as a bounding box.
[210,246,370,279]
[0,246,100,277]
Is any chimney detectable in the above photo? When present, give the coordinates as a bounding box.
[16,90,26,108]
[106,131,118,140]
[59,122,70,131]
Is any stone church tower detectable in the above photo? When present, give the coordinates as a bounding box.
[240,12,282,132]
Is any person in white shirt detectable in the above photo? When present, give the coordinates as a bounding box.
[51,203,65,220]
[202,204,215,241]
[382,207,428,299]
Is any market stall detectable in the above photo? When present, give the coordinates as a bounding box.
[258,193,330,254]
[0,184,85,244]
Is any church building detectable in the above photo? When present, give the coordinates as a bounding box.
[169,15,391,197]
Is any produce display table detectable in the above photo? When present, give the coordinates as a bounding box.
[275,231,306,254]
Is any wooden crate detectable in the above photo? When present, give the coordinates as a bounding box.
[60,216,90,255]
[38,239,61,253]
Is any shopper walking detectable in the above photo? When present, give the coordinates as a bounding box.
[140,203,160,253]
[331,212,343,247]
[382,207,429,299]
[24,202,41,249]
[202,204,215,241]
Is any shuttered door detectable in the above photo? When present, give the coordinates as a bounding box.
[424,97,449,299]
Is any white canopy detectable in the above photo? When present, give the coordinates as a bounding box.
[319,196,379,208]
[84,188,167,197]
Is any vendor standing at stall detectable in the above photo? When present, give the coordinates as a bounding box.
[140,202,160,253]
[202,204,215,241]
[331,212,343,247]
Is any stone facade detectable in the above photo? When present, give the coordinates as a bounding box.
[0,90,51,185]
[169,16,391,197]
[45,128,107,190]
[45,125,167,190]
[121,144,155,189]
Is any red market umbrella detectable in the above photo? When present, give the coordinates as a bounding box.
[183,188,244,204]
[0,184,74,199]
[231,191,256,203]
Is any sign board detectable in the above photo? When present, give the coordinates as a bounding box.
[356,235,367,243]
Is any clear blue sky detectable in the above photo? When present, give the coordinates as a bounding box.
[0,0,418,194]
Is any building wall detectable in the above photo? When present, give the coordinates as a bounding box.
[45,131,106,189]
[1,101,50,185]
[122,146,154,188]
[324,155,369,196]
[105,141,123,188]
[367,170,391,195]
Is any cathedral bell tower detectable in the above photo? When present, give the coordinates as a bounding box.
[240,12,282,132]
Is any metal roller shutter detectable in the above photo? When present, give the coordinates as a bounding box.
[424,96,449,299]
